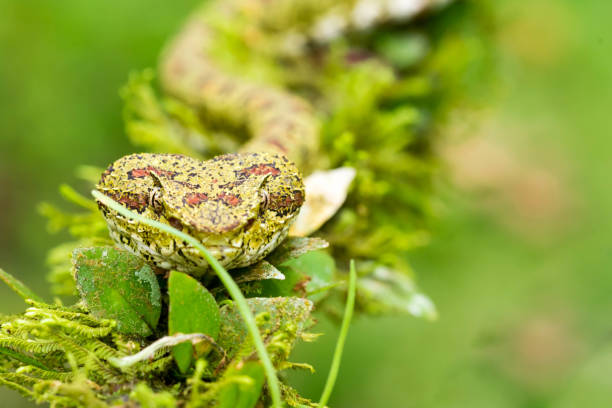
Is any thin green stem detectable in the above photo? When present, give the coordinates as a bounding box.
[0,268,44,303]
[91,190,282,408]
[318,259,357,407]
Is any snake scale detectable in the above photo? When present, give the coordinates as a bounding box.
[96,0,450,275]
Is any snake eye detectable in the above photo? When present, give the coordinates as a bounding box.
[149,187,164,213]
[260,189,270,211]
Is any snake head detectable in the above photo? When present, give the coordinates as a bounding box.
[96,152,304,272]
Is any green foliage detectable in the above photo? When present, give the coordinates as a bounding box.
[121,69,240,158]
[0,287,136,403]
[356,263,437,320]
[168,271,220,373]
[73,246,162,336]
[310,52,437,277]
[259,250,336,301]
[217,297,313,363]
[216,361,265,408]
[92,191,286,407]
[0,268,316,407]
[289,251,336,299]
[39,181,112,297]
[131,383,177,408]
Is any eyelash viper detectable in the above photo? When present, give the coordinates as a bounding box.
[96,0,450,275]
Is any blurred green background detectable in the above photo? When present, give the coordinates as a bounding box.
[1,0,610,407]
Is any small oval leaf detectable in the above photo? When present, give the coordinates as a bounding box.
[287,250,335,301]
[73,246,161,336]
[168,271,220,373]
[260,251,335,300]
[233,260,286,284]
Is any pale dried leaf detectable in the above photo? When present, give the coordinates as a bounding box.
[290,167,356,236]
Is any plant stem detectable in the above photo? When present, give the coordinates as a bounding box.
[91,190,282,408]
[0,268,44,303]
[319,259,357,407]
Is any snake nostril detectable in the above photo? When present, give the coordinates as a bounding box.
[149,187,164,213]
[167,217,182,230]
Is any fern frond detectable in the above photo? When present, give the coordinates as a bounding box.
[0,346,55,371]
[0,337,62,355]
[26,304,115,328]
[0,375,35,399]
[15,365,73,382]
[0,372,39,390]
[135,355,174,375]
[87,339,125,361]
[40,316,114,338]
[50,335,122,384]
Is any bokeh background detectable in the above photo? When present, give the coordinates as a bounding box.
[1,0,610,406]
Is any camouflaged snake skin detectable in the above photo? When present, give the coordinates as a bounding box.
[97,152,303,275]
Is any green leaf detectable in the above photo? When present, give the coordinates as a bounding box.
[258,266,303,298]
[73,246,161,336]
[287,251,335,300]
[0,268,43,303]
[260,251,335,300]
[168,271,220,373]
[357,264,437,320]
[217,361,265,408]
[266,237,329,266]
[217,297,313,359]
[232,260,285,284]
[258,239,331,298]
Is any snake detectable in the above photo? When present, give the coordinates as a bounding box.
[96,0,450,275]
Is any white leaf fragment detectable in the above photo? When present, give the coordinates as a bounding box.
[290,167,356,237]
[387,0,427,19]
[311,12,348,42]
[353,0,383,29]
